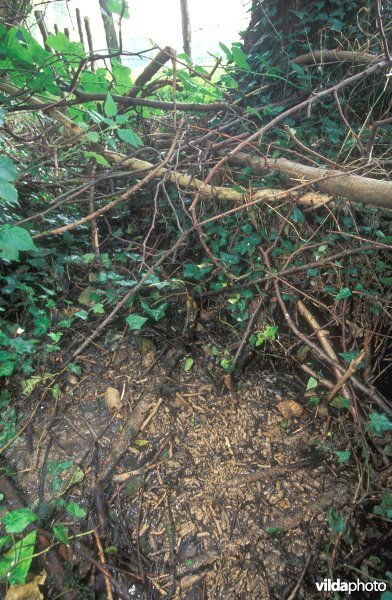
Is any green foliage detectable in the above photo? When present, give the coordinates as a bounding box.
[369,413,392,437]
[2,509,37,533]
[0,225,36,261]
[373,492,392,519]
[65,502,86,519]
[0,156,18,204]
[126,314,148,331]
[0,530,36,585]
[335,450,351,464]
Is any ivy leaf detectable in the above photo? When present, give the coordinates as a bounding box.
[0,535,12,551]
[92,303,105,314]
[53,524,69,545]
[369,413,392,437]
[85,132,100,142]
[0,530,36,585]
[140,300,168,322]
[328,508,346,535]
[117,128,143,147]
[335,450,351,464]
[184,263,213,281]
[2,509,38,533]
[66,502,86,519]
[0,225,36,261]
[0,360,15,377]
[290,207,305,223]
[379,276,392,286]
[306,376,317,390]
[46,32,70,52]
[75,310,89,320]
[219,41,232,61]
[254,325,278,346]
[0,156,17,181]
[330,395,350,410]
[338,351,359,364]
[335,288,352,301]
[126,314,148,331]
[183,357,194,372]
[231,46,251,71]
[104,93,117,117]
[84,151,110,167]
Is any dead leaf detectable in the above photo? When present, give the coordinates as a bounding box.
[5,572,46,600]
[142,351,155,368]
[276,400,304,418]
[78,286,97,307]
[104,386,122,410]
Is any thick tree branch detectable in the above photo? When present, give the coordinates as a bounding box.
[230,153,392,208]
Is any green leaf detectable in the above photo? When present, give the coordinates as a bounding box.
[0,225,36,261]
[306,377,317,391]
[254,325,278,346]
[335,450,351,464]
[107,0,130,18]
[379,276,392,286]
[369,413,392,437]
[104,92,117,117]
[183,358,194,372]
[328,508,345,535]
[335,288,352,301]
[308,396,320,407]
[0,530,36,585]
[2,509,38,533]
[48,332,62,343]
[46,32,70,52]
[231,46,251,71]
[338,351,359,363]
[86,132,100,142]
[75,310,89,320]
[290,207,305,223]
[184,263,213,281]
[53,524,69,545]
[92,303,105,314]
[0,535,12,551]
[84,151,110,167]
[140,300,168,322]
[117,128,143,147]
[330,395,350,410]
[219,41,232,61]
[66,502,86,519]
[0,361,15,377]
[126,314,148,331]
[0,156,17,181]
[220,252,240,265]
[220,357,233,371]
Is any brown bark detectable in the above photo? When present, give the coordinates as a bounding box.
[291,50,382,66]
[99,0,121,60]
[180,0,192,58]
[230,152,392,208]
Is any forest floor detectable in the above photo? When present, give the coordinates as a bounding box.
[4,326,370,600]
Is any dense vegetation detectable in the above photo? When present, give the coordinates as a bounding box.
[0,0,391,597]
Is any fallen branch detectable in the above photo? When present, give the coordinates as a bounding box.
[274,279,392,416]
[230,152,392,208]
[327,350,366,402]
[291,50,382,66]
[126,46,177,97]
